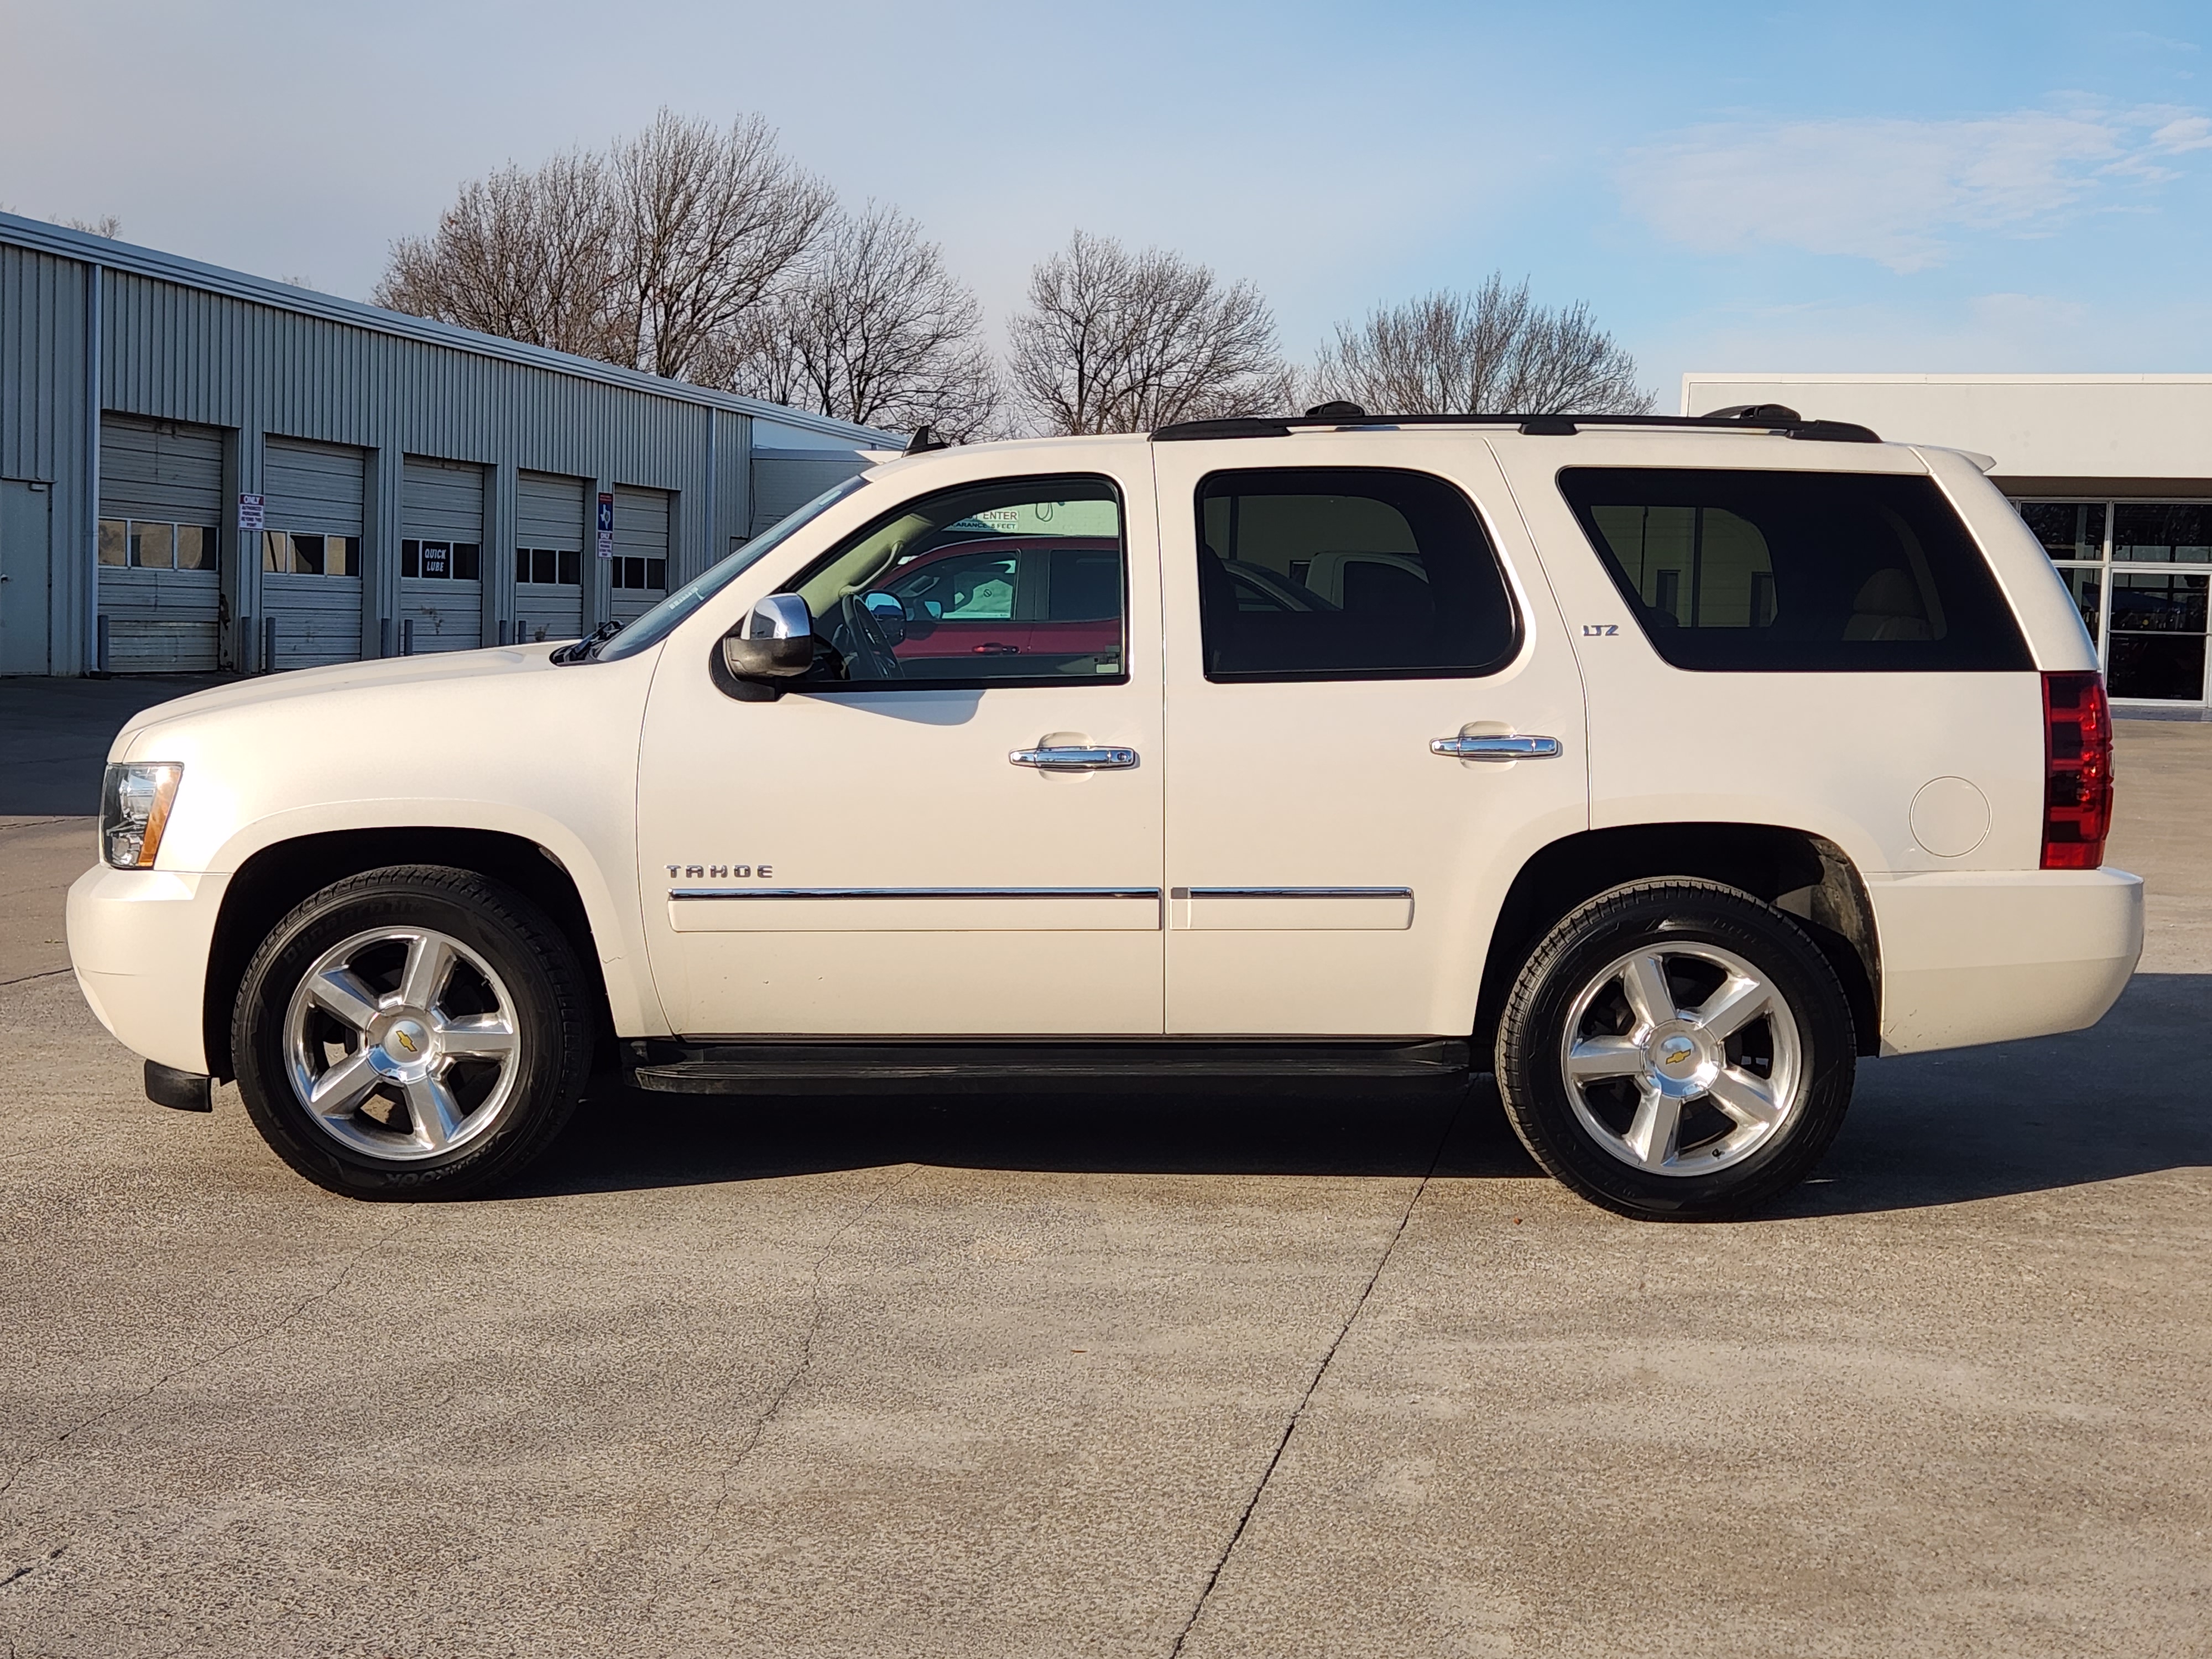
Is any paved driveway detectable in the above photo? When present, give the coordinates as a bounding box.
[2,691,2206,1657]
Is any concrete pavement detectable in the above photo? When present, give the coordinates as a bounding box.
[1,713,2206,1657]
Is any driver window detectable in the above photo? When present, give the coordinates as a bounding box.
[787,474,1125,686]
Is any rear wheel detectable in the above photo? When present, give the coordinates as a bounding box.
[231,865,592,1199]
[1495,879,1854,1219]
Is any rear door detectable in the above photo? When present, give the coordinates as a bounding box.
[1152,433,1589,1036]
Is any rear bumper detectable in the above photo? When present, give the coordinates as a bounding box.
[1869,867,2143,1056]
[66,864,229,1076]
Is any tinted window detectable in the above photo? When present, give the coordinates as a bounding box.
[788,475,1125,687]
[1561,469,2031,672]
[2017,500,2105,561]
[1195,468,1518,681]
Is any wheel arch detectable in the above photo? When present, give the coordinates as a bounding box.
[1475,823,1881,1060]
[203,828,619,1081]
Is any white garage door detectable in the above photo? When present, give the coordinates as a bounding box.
[99,415,223,671]
[262,437,366,670]
[402,455,484,653]
[609,484,670,625]
[515,471,585,644]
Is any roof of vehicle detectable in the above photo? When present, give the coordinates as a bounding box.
[862,403,1893,480]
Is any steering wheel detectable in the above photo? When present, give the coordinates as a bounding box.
[835,591,904,680]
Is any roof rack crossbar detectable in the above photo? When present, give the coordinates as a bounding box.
[1150,410,1881,444]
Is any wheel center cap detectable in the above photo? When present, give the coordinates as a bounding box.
[367,1013,436,1080]
[1656,1034,1697,1072]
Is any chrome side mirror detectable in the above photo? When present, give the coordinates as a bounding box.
[720,593,814,680]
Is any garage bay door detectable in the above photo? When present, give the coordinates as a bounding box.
[262,437,366,670]
[609,484,670,625]
[99,415,223,671]
[402,456,485,653]
[515,471,585,644]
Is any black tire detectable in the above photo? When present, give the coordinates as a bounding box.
[1494,879,1855,1220]
[231,864,593,1199]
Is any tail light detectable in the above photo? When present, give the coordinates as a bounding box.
[2041,671,2112,869]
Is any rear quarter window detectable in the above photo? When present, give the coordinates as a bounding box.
[1558,468,2031,672]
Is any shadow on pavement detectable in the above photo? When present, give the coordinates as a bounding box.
[511,974,2211,1214]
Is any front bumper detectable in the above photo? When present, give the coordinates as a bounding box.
[66,864,231,1076]
[1869,867,2143,1056]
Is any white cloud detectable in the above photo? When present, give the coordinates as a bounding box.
[1621,106,2212,273]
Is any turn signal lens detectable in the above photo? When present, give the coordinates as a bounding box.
[100,763,184,869]
[2041,672,2112,870]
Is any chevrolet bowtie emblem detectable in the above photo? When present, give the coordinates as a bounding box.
[395,1032,418,1053]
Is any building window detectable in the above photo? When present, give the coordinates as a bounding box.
[403,539,481,580]
[2012,497,2211,702]
[100,518,218,570]
[609,556,666,591]
[265,530,361,576]
[516,547,582,587]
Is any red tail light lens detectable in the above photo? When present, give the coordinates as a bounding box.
[2041,670,2113,869]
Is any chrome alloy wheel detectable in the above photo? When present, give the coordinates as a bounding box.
[281,926,521,1161]
[1558,942,1804,1177]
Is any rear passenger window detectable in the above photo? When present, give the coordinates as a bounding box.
[1195,468,1519,681]
[1560,469,2031,672]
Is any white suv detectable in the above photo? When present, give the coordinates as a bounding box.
[67,405,2143,1219]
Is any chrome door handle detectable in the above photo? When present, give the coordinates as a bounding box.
[1430,734,1563,761]
[1009,745,1138,770]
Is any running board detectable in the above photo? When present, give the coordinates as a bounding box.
[625,1039,1473,1096]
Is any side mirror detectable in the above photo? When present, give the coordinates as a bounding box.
[720,593,814,680]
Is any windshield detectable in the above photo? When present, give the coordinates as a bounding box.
[593,473,869,662]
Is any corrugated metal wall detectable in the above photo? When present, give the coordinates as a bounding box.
[2,215,889,675]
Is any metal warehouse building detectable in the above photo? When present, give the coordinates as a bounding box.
[0,212,892,678]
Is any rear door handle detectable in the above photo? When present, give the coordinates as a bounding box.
[1430,734,1563,761]
[1010,745,1138,771]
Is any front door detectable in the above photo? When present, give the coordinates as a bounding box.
[0,481,53,674]
[1151,436,1588,1036]
[636,455,1165,1036]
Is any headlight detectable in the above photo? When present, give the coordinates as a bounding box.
[100,763,184,869]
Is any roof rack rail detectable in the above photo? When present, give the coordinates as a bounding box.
[1151,409,1881,444]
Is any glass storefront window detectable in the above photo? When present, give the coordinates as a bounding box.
[2108,570,2209,701]
[2114,504,2212,564]
[2018,500,2106,561]
[2012,497,2212,702]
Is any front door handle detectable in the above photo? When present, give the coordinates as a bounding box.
[1010,745,1138,771]
[1430,734,1563,761]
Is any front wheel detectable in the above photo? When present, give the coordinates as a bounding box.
[231,865,593,1199]
[1495,879,1855,1219]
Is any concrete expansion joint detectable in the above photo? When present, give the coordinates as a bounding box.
[0,969,72,989]
[1166,1099,1461,1658]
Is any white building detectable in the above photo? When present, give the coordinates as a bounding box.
[1682,373,2212,712]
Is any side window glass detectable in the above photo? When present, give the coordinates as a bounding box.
[787,475,1124,686]
[1194,467,1519,681]
[1561,469,2031,672]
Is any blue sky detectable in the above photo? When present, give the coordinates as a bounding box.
[7,1,2212,405]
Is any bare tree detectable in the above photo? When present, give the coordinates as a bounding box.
[606,111,832,382]
[1007,232,1290,434]
[373,152,618,357]
[708,202,1000,439]
[61,215,122,238]
[1307,275,1651,416]
[374,109,830,382]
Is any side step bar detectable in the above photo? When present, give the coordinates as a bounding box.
[625,1039,1473,1097]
